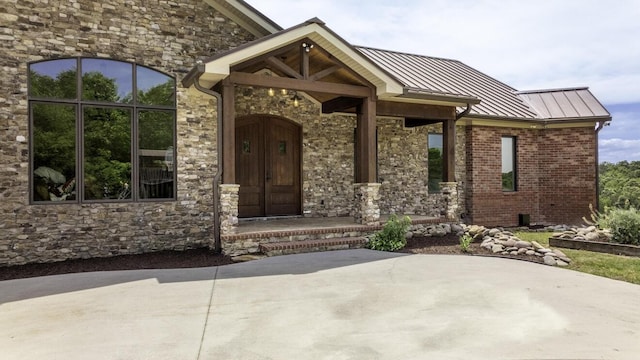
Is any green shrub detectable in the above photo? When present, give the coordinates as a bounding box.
[459,233,473,253]
[601,207,640,245]
[366,214,411,251]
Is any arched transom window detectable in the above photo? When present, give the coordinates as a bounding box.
[29,58,176,203]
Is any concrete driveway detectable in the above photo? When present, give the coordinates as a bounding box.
[1,249,639,360]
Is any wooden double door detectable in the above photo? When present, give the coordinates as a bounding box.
[235,116,301,218]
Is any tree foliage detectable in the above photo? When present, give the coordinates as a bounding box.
[599,161,640,211]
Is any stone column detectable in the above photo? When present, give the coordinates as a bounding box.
[440,182,460,221]
[353,183,381,225]
[219,184,240,235]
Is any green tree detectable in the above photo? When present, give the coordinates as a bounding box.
[599,161,640,211]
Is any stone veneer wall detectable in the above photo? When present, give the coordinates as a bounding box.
[465,125,595,226]
[0,0,255,265]
[378,121,467,218]
[377,118,430,214]
[233,89,465,219]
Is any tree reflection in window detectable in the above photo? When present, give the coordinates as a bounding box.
[502,136,517,191]
[428,133,443,193]
[29,58,176,202]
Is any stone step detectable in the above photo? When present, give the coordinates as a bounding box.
[259,237,368,256]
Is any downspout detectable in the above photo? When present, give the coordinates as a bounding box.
[455,103,472,121]
[594,120,607,211]
[191,63,224,253]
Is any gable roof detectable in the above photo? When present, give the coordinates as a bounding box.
[184,18,405,98]
[192,1,610,123]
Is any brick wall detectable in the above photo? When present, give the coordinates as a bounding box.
[0,0,255,265]
[465,125,595,226]
[538,127,597,225]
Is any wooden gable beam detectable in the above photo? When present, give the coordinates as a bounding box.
[229,72,371,98]
[265,56,302,79]
[309,65,340,81]
[376,101,455,120]
[322,96,361,113]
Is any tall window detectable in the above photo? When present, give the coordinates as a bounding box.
[428,133,443,192]
[501,136,517,191]
[29,58,176,203]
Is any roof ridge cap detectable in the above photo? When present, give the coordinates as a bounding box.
[517,87,590,94]
[355,45,462,63]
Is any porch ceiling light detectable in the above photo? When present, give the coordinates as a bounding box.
[291,91,301,107]
[268,88,275,96]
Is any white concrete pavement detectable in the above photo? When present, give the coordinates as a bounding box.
[1,249,639,359]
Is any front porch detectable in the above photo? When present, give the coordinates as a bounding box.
[221,214,448,256]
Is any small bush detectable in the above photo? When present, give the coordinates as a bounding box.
[366,214,411,251]
[459,233,473,253]
[601,207,640,245]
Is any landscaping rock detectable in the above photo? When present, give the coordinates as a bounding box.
[543,255,557,266]
[552,249,567,258]
[556,259,569,267]
[461,224,572,266]
[503,239,517,247]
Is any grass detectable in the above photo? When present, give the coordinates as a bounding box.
[516,231,640,285]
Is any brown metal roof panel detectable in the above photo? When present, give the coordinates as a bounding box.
[575,89,610,117]
[517,88,610,120]
[551,92,576,117]
[358,46,551,119]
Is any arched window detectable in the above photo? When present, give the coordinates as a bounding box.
[29,58,176,203]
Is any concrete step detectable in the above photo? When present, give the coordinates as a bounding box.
[259,237,368,256]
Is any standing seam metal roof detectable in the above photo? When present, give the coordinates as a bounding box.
[357,46,547,120]
[517,88,611,119]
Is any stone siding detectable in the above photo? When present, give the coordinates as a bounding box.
[233,88,456,219]
[0,0,255,265]
[465,125,595,226]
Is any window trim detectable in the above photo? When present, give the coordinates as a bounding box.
[501,136,517,192]
[28,57,177,204]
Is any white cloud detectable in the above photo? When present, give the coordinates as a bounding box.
[257,0,640,103]
[599,139,640,163]
[254,0,640,161]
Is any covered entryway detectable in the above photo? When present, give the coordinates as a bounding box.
[236,115,301,217]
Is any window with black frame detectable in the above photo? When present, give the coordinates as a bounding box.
[428,133,443,192]
[501,136,517,191]
[29,58,176,203]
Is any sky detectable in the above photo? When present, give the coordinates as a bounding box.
[253,0,640,163]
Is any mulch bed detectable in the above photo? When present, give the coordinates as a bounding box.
[0,248,234,281]
[0,234,544,281]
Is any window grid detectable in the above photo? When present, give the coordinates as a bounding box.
[28,57,177,204]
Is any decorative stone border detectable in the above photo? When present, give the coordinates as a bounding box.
[549,237,640,257]
[466,225,572,266]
